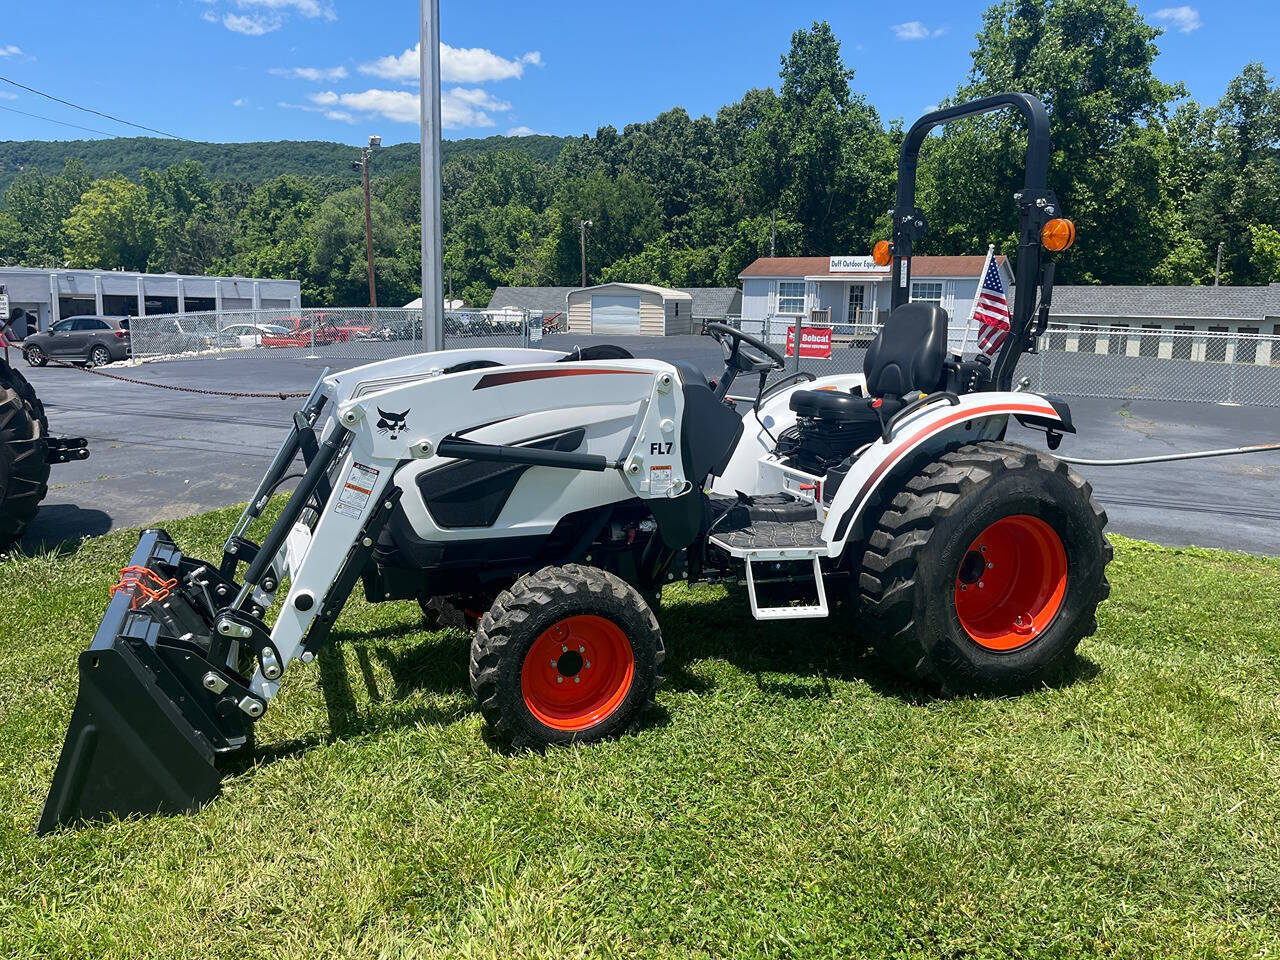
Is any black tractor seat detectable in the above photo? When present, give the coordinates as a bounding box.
[788,301,949,426]
[780,303,950,474]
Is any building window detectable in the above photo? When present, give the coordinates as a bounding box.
[674,302,680,317]
[777,281,805,315]
[1107,323,1129,355]
[1237,326,1259,364]
[1172,325,1194,360]
[910,280,943,304]
[848,284,865,323]
[1273,323,1280,366]
[1206,325,1229,362]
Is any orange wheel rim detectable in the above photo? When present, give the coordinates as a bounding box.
[520,615,635,731]
[954,514,1067,652]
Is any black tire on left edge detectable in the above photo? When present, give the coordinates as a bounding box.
[470,564,664,749]
[0,361,51,550]
[858,441,1111,695]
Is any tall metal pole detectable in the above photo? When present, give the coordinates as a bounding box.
[361,148,377,308]
[1214,241,1224,287]
[419,0,443,351]
[577,218,591,287]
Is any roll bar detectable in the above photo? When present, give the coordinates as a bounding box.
[888,93,1061,391]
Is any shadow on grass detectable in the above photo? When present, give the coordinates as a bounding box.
[660,584,1100,705]
[255,585,1100,769]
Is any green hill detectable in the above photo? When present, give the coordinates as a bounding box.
[0,133,570,191]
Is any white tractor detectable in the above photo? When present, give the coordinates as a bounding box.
[39,93,1110,833]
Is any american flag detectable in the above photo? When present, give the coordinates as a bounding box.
[974,255,1012,356]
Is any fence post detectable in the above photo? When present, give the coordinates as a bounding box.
[1226,335,1239,404]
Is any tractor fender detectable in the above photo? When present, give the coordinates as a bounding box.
[821,392,1066,558]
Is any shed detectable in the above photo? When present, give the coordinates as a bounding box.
[566,283,695,336]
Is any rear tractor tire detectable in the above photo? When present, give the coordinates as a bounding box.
[858,441,1111,694]
[0,361,51,550]
[470,564,664,749]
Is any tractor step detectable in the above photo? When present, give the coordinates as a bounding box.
[708,517,829,620]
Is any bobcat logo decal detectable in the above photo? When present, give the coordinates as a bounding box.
[376,408,410,439]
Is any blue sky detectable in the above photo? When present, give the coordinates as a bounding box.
[0,1,1274,145]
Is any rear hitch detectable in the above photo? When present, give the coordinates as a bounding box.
[37,529,260,834]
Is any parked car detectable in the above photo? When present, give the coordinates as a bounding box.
[260,316,352,348]
[217,322,291,349]
[23,316,130,367]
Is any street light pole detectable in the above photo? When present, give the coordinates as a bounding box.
[419,0,444,352]
[353,135,381,308]
[577,218,592,287]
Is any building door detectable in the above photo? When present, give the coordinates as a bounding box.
[590,294,642,335]
[847,284,866,324]
[1206,326,1228,362]
[1139,324,1161,357]
[1237,327,1259,364]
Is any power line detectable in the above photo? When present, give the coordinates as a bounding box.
[0,74,193,141]
[0,103,117,138]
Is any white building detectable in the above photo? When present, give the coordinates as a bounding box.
[566,283,696,336]
[739,254,1014,340]
[0,266,301,333]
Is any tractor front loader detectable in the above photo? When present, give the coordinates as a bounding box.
[39,93,1111,833]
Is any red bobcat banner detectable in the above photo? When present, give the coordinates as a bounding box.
[786,325,833,359]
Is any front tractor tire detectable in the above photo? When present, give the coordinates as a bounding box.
[1,361,51,551]
[470,564,664,749]
[859,441,1111,695]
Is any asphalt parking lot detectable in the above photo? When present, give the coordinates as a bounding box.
[15,334,1280,556]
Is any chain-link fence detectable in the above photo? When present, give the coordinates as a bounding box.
[126,307,569,361]
[728,316,1280,407]
[127,307,1280,407]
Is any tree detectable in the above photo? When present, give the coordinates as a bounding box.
[919,0,1184,282]
[62,177,154,270]
[1250,223,1280,282]
[1189,63,1280,283]
[0,160,90,266]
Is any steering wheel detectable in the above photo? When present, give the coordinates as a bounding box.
[705,322,787,401]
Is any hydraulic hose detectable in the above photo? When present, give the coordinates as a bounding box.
[1051,442,1280,467]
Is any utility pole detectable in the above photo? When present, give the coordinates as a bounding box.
[770,211,776,258]
[577,219,592,287]
[419,0,444,351]
[1214,241,1225,286]
[351,134,381,308]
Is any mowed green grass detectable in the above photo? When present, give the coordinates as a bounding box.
[1,507,1279,959]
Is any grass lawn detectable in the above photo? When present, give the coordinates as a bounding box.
[1,507,1279,959]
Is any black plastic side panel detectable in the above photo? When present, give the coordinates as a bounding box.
[416,428,585,528]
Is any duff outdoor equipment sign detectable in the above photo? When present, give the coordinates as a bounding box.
[786,324,833,359]
[0,284,9,322]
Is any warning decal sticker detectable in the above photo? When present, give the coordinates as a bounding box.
[649,464,672,488]
[335,461,379,518]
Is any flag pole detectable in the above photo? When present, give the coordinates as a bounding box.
[959,244,995,358]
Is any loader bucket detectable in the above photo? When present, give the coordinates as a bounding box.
[38,529,254,834]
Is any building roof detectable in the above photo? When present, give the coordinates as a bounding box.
[571,282,693,300]
[489,284,743,317]
[1049,284,1280,321]
[487,286,577,315]
[739,255,1006,280]
[675,287,742,319]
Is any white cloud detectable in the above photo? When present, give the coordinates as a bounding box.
[892,21,946,40]
[202,10,218,22]
[1154,5,1202,33]
[0,44,22,57]
[236,0,335,20]
[223,12,281,35]
[360,42,542,83]
[269,65,348,81]
[324,110,355,123]
[232,97,247,107]
[307,86,510,128]
[507,125,546,136]
[0,91,16,100]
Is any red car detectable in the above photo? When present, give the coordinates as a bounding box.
[261,316,353,348]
